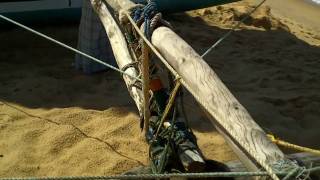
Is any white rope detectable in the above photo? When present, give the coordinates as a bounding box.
[0,14,141,81]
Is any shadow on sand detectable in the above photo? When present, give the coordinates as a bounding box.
[0,12,319,150]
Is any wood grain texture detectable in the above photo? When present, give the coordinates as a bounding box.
[90,0,144,117]
[151,27,285,170]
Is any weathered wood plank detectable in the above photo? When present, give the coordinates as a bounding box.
[151,27,285,172]
[90,0,144,118]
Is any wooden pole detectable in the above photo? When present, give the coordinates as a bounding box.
[151,27,285,172]
[90,0,144,118]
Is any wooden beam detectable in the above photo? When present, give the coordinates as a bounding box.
[90,0,144,118]
[151,27,285,172]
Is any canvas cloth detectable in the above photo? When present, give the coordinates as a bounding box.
[75,0,115,74]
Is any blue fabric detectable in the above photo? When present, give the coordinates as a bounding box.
[75,0,115,74]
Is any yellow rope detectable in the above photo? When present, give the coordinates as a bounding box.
[268,134,320,156]
[155,78,181,138]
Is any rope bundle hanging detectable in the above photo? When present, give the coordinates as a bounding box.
[119,1,211,174]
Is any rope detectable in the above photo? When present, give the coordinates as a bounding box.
[141,41,151,135]
[268,134,320,156]
[154,79,181,138]
[282,167,300,180]
[201,0,267,58]
[132,0,158,39]
[1,167,320,180]
[0,14,141,82]
[125,11,282,180]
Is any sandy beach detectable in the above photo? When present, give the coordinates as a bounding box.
[0,0,319,178]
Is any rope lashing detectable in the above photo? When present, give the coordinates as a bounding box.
[0,14,141,82]
[272,159,312,180]
[268,134,320,156]
[1,2,316,180]
[126,6,201,174]
[125,11,281,180]
[132,0,159,39]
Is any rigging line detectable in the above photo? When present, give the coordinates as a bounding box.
[0,14,141,82]
[1,166,320,180]
[201,0,267,58]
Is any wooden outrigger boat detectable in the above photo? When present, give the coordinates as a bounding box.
[0,0,319,179]
[89,0,320,179]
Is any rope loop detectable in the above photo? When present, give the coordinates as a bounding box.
[131,0,160,39]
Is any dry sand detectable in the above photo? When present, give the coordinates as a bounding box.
[0,0,320,178]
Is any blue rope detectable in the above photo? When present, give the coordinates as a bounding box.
[132,0,158,40]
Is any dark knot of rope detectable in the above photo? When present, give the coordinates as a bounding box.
[132,0,158,40]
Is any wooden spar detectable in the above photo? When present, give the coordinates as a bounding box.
[92,0,288,177]
[90,0,206,172]
[151,27,285,171]
[90,0,144,118]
